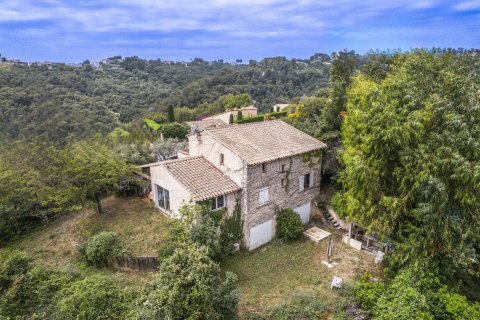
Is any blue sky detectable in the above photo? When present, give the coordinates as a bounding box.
[1,0,479,62]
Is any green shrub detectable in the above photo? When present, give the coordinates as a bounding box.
[235,114,264,124]
[190,215,221,261]
[142,245,239,320]
[56,274,134,320]
[81,232,127,267]
[268,111,288,119]
[276,209,303,240]
[0,266,74,318]
[159,122,189,139]
[0,250,29,292]
[354,273,383,314]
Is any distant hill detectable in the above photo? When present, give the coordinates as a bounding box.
[0,55,330,143]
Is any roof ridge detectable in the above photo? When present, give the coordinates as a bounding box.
[138,155,202,168]
[205,119,283,132]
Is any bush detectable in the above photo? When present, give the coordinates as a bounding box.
[235,114,264,124]
[0,250,29,292]
[56,274,134,320]
[190,215,221,261]
[276,209,303,240]
[142,245,239,320]
[354,273,383,315]
[81,232,127,267]
[0,266,73,318]
[159,122,189,139]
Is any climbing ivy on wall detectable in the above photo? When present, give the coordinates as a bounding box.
[219,199,243,255]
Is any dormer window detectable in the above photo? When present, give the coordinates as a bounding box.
[220,153,224,165]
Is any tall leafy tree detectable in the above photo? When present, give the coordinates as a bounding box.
[63,141,132,214]
[339,50,480,273]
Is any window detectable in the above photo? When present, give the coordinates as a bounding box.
[262,163,266,172]
[220,153,224,165]
[211,194,227,210]
[280,164,287,173]
[156,184,170,211]
[258,187,269,205]
[281,178,286,187]
[298,172,314,192]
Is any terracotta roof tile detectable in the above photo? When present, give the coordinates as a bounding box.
[161,156,240,201]
[205,120,326,165]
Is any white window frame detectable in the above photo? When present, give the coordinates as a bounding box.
[211,194,227,210]
[299,172,314,192]
[155,184,170,211]
[219,153,224,165]
[258,187,269,206]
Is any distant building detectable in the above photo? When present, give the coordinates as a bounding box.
[203,105,258,124]
[271,103,290,113]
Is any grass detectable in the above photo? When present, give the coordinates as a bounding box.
[4,196,169,272]
[221,227,380,316]
[3,196,381,317]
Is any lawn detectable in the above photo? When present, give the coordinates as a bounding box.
[5,196,169,272]
[221,227,381,316]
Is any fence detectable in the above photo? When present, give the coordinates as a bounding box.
[107,256,159,272]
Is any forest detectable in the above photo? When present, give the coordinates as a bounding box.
[0,49,479,319]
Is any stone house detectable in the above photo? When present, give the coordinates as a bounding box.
[141,120,326,250]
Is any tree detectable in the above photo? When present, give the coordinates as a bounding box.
[229,113,234,124]
[142,245,239,320]
[0,143,83,242]
[167,105,175,122]
[63,141,132,214]
[340,50,480,272]
[322,50,359,131]
[222,94,252,110]
[237,111,243,121]
[151,137,188,161]
[159,122,189,139]
[355,265,480,320]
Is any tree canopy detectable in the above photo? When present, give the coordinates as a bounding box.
[339,50,480,273]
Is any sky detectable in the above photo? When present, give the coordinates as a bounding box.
[1,0,479,62]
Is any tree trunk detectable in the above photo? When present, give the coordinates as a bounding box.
[95,193,104,214]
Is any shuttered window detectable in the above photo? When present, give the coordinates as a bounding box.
[259,187,269,205]
[299,172,315,192]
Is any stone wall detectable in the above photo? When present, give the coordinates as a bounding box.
[107,256,159,272]
[243,154,322,245]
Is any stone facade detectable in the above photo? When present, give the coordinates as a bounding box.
[146,121,325,250]
[242,155,322,246]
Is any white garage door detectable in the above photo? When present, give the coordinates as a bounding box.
[294,202,311,224]
[249,219,273,250]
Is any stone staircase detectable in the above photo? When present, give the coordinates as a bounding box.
[324,206,343,230]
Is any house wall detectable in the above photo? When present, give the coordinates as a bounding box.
[188,133,247,188]
[150,165,191,218]
[243,155,322,247]
[150,164,239,218]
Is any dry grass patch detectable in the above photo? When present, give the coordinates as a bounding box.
[221,226,380,316]
[4,196,168,271]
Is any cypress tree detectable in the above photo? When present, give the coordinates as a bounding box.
[237,111,243,121]
[229,113,234,124]
[167,105,175,123]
